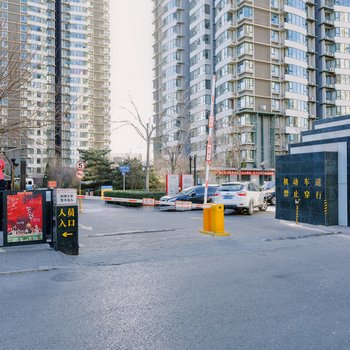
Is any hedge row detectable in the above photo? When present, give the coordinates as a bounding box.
[103,190,166,207]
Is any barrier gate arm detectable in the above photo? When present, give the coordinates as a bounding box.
[77,195,203,210]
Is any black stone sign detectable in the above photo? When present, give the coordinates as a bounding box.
[276,152,338,226]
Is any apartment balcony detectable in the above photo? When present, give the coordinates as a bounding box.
[323,35,334,42]
[325,67,336,74]
[308,80,317,86]
[323,0,335,9]
[323,51,335,57]
[324,20,334,26]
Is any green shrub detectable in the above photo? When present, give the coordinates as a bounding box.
[104,190,166,207]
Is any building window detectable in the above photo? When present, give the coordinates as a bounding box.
[271,81,280,94]
[271,30,279,42]
[237,42,253,57]
[237,6,253,22]
[271,64,280,76]
[271,0,279,9]
[237,60,253,74]
[272,99,280,111]
[237,24,253,39]
[238,78,254,91]
[271,47,280,60]
[238,95,254,109]
[271,13,279,26]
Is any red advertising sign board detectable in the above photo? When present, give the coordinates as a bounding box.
[4,191,45,245]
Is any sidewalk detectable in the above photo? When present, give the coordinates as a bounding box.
[291,223,350,236]
[0,242,74,275]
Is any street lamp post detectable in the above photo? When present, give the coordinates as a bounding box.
[10,158,19,190]
[2,147,24,190]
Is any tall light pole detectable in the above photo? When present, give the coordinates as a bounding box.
[1,147,24,190]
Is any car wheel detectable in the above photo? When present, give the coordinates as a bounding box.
[271,196,276,206]
[247,201,254,215]
[259,201,268,211]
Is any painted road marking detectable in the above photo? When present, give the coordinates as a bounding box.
[79,224,93,231]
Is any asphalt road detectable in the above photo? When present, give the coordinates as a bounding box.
[1,200,350,350]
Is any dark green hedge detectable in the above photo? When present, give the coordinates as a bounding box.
[103,190,166,207]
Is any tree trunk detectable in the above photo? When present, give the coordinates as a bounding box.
[145,130,150,192]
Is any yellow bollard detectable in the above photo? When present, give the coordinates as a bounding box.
[211,204,230,236]
[78,197,83,213]
[78,183,83,213]
[200,204,230,236]
[201,204,212,234]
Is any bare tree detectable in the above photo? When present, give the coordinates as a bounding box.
[0,21,34,143]
[0,20,85,157]
[154,89,191,175]
[114,96,156,192]
[215,114,256,181]
[44,157,80,188]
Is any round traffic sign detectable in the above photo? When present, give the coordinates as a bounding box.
[76,170,85,179]
[76,161,85,170]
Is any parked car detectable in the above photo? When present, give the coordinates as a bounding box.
[160,185,219,204]
[265,191,276,205]
[261,181,276,205]
[212,182,268,215]
[261,181,275,192]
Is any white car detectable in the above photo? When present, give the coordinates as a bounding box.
[212,182,268,215]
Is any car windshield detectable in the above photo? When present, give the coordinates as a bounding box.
[218,184,244,192]
[179,187,196,195]
[262,182,275,190]
[208,186,218,194]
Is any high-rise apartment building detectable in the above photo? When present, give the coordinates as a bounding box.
[0,0,110,178]
[153,0,191,172]
[1,0,56,177]
[153,0,350,180]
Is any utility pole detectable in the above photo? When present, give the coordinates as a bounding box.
[204,75,216,205]
[193,155,197,186]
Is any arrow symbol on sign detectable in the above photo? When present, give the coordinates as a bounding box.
[62,232,73,238]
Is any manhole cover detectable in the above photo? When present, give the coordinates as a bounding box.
[50,272,86,282]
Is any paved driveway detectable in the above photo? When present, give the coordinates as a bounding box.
[1,200,350,350]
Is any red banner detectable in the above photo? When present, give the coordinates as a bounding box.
[216,170,275,176]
